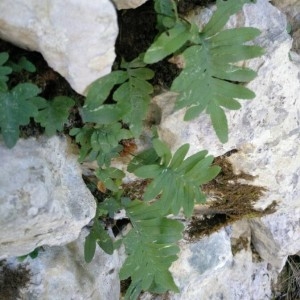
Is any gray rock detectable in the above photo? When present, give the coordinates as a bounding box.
[141,222,274,300]
[272,0,300,29]
[0,0,118,95]
[0,136,96,259]
[2,229,123,300]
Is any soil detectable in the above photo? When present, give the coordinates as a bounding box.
[0,261,31,300]
[116,0,180,89]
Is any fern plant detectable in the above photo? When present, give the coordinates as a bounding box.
[78,1,264,299]
[81,55,154,138]
[0,52,75,148]
[70,123,132,167]
[145,0,264,142]
[0,82,40,148]
[1,0,264,299]
[83,138,219,300]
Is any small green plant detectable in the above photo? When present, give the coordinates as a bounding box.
[31,96,75,136]
[0,52,75,148]
[81,55,154,138]
[132,139,220,217]
[0,82,40,148]
[146,0,263,142]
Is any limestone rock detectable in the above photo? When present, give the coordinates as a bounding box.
[141,222,274,300]
[272,0,300,24]
[270,0,300,53]
[0,0,118,95]
[2,229,124,300]
[0,136,96,259]
[170,224,273,300]
[113,0,149,10]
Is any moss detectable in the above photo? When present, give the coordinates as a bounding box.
[187,154,277,240]
[0,260,31,300]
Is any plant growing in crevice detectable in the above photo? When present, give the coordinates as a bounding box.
[79,1,263,299]
[0,52,74,148]
[0,0,265,299]
[84,138,220,299]
[146,0,263,142]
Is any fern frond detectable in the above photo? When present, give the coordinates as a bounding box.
[120,199,184,300]
[171,0,264,142]
[133,140,220,217]
[81,56,154,138]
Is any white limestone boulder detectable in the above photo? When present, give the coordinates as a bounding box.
[2,229,124,300]
[0,136,96,259]
[0,0,118,95]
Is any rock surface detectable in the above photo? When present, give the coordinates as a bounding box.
[113,0,149,10]
[272,0,300,55]
[0,136,96,259]
[0,0,118,95]
[149,0,300,298]
[1,229,123,300]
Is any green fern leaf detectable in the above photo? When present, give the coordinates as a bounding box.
[84,230,97,263]
[171,0,264,142]
[32,96,74,136]
[82,56,154,137]
[81,71,127,124]
[0,83,40,148]
[127,147,160,173]
[114,56,154,137]
[154,0,177,30]
[203,0,254,37]
[0,52,12,91]
[70,123,132,167]
[84,220,114,263]
[69,125,94,162]
[144,22,195,64]
[133,140,220,217]
[8,56,36,73]
[96,167,125,192]
[120,200,184,299]
[85,71,128,108]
